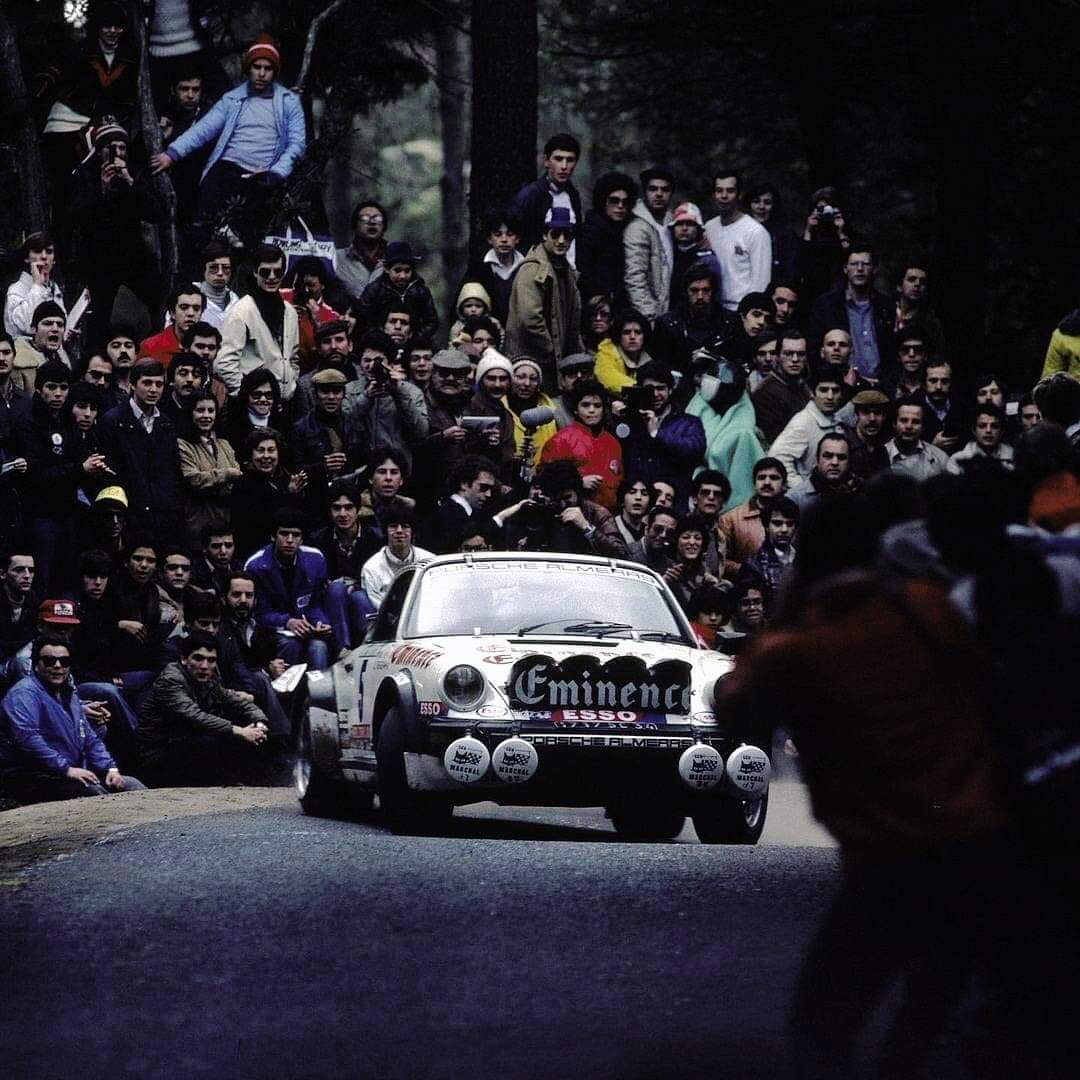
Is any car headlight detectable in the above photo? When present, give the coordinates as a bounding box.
[443,665,486,710]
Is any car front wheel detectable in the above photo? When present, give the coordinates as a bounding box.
[375,705,453,834]
[692,793,768,845]
[296,715,373,818]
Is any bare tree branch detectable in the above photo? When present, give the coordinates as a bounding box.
[295,0,348,94]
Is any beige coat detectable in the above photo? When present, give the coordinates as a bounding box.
[215,295,300,401]
[504,243,583,376]
[11,338,72,393]
[177,434,240,546]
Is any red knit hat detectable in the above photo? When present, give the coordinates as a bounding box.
[244,34,281,74]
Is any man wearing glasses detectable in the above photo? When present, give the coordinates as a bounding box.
[192,242,240,329]
[808,248,896,381]
[336,201,389,301]
[0,635,144,804]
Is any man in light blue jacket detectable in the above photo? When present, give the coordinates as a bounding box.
[151,34,306,249]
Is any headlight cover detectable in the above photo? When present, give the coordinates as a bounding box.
[443,664,486,710]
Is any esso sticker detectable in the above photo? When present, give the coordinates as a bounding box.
[725,745,771,800]
[678,743,724,790]
[491,737,539,784]
[443,736,490,784]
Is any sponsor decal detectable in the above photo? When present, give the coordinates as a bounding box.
[481,653,516,665]
[509,655,692,714]
[418,701,444,717]
[692,711,717,724]
[443,736,490,783]
[678,744,725,790]
[425,561,654,583]
[725,746,771,797]
[512,709,554,723]
[491,737,539,783]
[550,709,667,729]
[523,734,694,749]
[477,643,511,654]
[390,644,442,670]
[476,704,508,718]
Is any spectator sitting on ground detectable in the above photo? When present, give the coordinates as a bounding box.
[0,634,144,804]
[137,631,277,787]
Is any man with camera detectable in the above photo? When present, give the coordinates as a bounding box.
[502,460,627,558]
[346,329,429,471]
[617,362,706,505]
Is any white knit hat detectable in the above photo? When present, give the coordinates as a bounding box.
[511,355,544,382]
[475,349,513,385]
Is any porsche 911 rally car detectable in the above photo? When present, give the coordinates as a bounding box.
[295,552,771,842]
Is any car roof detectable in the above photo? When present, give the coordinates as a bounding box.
[417,552,660,576]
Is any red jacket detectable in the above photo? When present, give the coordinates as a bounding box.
[139,326,182,367]
[540,421,623,510]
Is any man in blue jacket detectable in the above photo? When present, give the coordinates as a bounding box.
[0,634,144,804]
[150,34,306,249]
[243,508,334,669]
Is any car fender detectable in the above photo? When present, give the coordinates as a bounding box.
[373,670,423,750]
[306,667,341,772]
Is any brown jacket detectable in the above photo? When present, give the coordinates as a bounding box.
[504,242,583,377]
[717,498,766,577]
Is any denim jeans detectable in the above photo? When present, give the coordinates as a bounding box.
[275,633,331,670]
[324,580,376,650]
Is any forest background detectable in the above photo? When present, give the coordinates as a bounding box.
[2,0,1079,389]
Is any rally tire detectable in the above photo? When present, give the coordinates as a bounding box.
[296,716,370,818]
[608,804,687,841]
[375,706,453,834]
[692,793,769,845]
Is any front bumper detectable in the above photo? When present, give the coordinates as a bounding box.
[404,725,764,808]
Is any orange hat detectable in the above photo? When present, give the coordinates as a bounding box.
[244,34,280,74]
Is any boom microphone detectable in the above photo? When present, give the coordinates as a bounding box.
[520,406,555,431]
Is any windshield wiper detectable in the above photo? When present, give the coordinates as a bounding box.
[635,630,689,643]
[560,620,635,637]
[516,619,635,637]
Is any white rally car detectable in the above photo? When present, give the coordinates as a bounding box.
[295,552,772,842]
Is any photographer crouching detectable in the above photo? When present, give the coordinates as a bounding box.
[501,460,627,558]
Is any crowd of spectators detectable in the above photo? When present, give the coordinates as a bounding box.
[0,12,1078,811]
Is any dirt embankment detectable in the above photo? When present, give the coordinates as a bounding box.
[0,788,295,874]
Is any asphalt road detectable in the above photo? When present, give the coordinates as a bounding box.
[0,783,843,1080]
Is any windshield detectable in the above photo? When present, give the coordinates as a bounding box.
[404,560,690,642]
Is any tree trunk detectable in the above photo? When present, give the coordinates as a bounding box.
[436,4,469,308]
[0,7,50,235]
[129,1,179,285]
[929,1,994,373]
[469,0,537,259]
